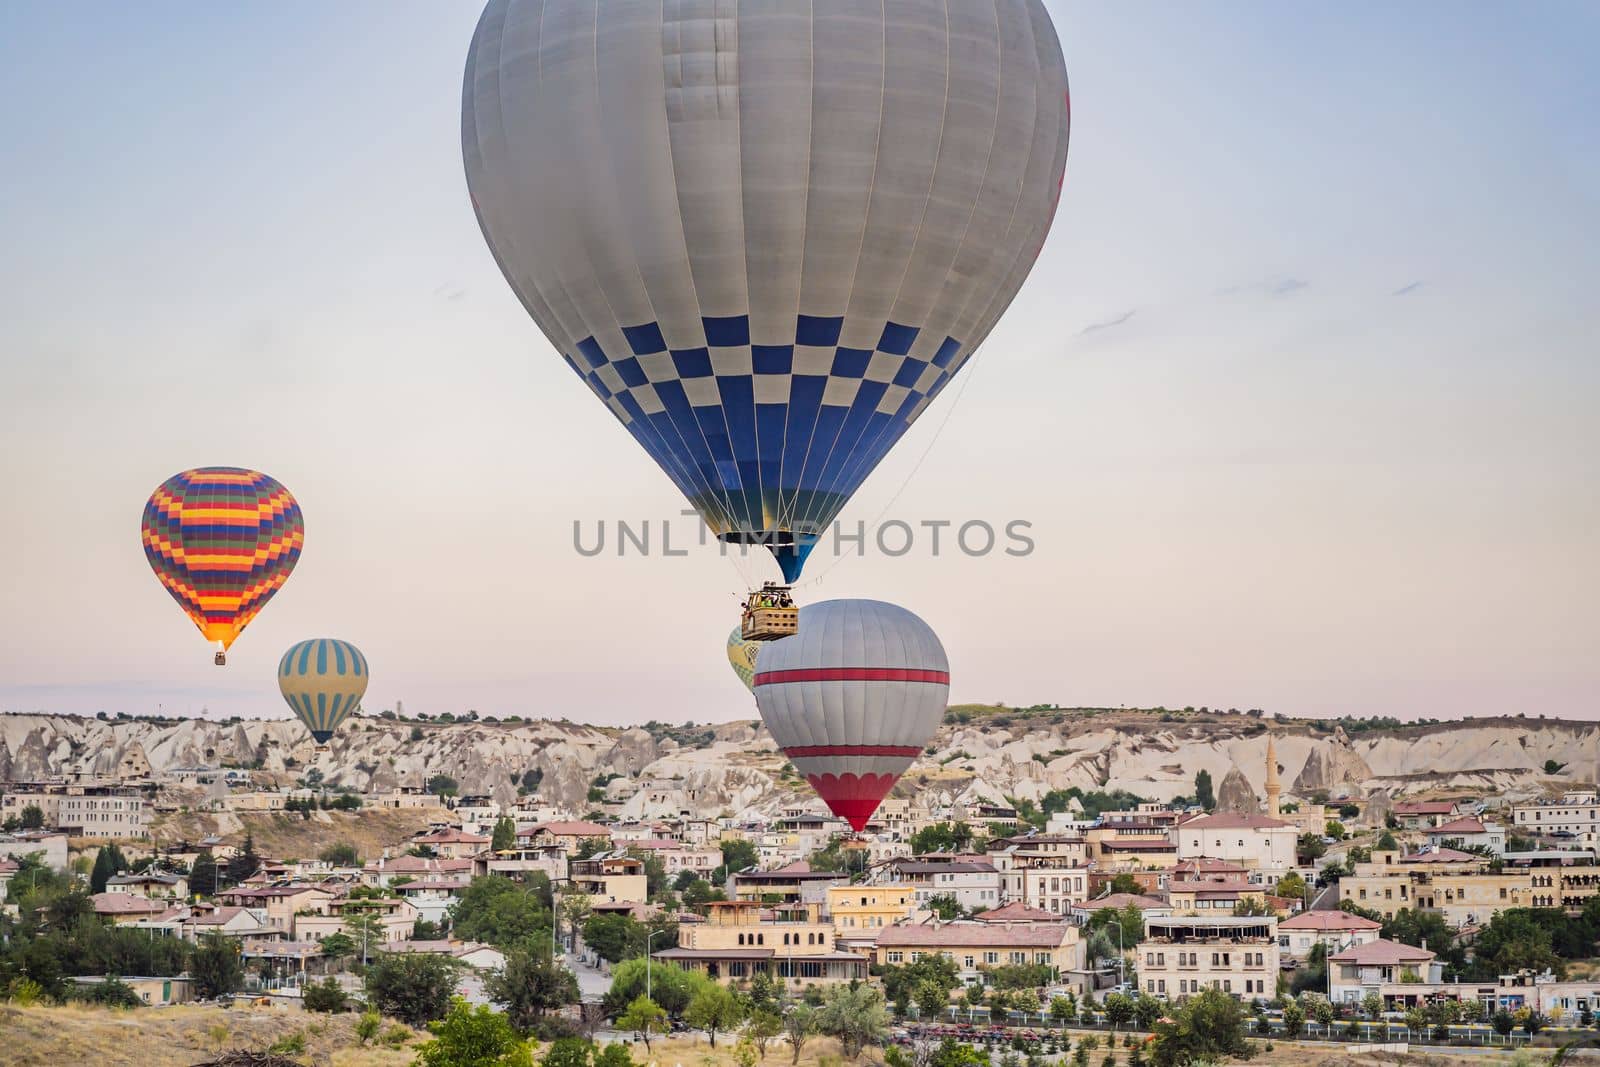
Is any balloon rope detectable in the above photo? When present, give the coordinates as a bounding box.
[792,343,985,592]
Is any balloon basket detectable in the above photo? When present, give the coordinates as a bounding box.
[214,651,227,666]
[741,583,798,641]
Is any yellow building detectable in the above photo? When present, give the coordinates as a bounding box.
[655,901,867,987]
[1166,879,1268,915]
[874,919,1082,982]
[828,884,918,952]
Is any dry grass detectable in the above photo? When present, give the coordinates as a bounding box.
[0,1002,418,1067]
[150,808,444,863]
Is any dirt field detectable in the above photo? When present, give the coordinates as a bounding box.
[149,807,446,863]
[0,1003,418,1067]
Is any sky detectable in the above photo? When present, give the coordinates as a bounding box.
[1,2,1596,728]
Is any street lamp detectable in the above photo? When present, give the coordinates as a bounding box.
[647,927,670,1003]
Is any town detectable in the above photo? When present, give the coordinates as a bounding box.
[5,730,1600,1064]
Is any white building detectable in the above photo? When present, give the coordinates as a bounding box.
[887,859,1002,911]
[1176,813,1297,875]
[1275,910,1382,958]
[1328,938,1443,1006]
[1138,915,1279,1002]
[1425,817,1507,856]
[1511,791,1600,847]
[58,790,148,839]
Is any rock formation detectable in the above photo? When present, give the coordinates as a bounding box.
[1215,766,1260,815]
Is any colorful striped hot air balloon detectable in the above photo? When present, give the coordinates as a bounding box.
[279,638,369,745]
[726,626,760,694]
[754,600,948,831]
[141,467,304,663]
[463,1,1069,581]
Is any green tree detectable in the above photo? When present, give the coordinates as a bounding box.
[1148,988,1253,1067]
[594,1044,635,1067]
[543,1037,595,1067]
[916,977,951,1020]
[485,943,581,1034]
[1491,1010,1515,1036]
[191,931,244,999]
[227,833,262,885]
[716,839,760,881]
[583,912,645,964]
[1361,992,1383,1020]
[783,1004,817,1065]
[1275,872,1307,902]
[746,1009,783,1059]
[320,843,360,866]
[1108,872,1142,895]
[415,998,533,1067]
[908,822,976,855]
[686,983,744,1047]
[189,852,219,897]
[19,805,45,830]
[817,982,889,1059]
[492,816,518,853]
[319,931,356,961]
[747,970,779,1014]
[1103,992,1133,1034]
[1296,834,1327,863]
[303,976,349,1013]
[1133,993,1162,1032]
[1050,996,1076,1029]
[427,774,460,798]
[1193,771,1215,811]
[1281,999,1304,1039]
[603,958,710,1019]
[344,907,387,965]
[1376,830,1398,852]
[451,874,553,949]
[925,894,963,921]
[617,995,668,1052]
[365,951,461,1027]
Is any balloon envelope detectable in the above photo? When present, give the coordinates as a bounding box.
[279,638,369,745]
[727,626,760,693]
[754,600,948,831]
[463,1,1069,580]
[142,467,303,653]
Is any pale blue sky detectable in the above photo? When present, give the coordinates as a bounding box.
[1,2,1595,725]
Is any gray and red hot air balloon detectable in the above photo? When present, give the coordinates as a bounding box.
[753,600,948,831]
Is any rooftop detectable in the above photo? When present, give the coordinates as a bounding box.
[1278,910,1382,932]
[1431,817,1491,835]
[877,921,1072,948]
[1182,813,1293,830]
[1329,937,1435,965]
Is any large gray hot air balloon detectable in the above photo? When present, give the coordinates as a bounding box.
[463,1,1069,581]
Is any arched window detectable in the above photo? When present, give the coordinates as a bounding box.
[738,933,745,946]
[808,932,815,945]
[757,934,765,945]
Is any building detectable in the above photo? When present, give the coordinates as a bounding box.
[571,851,650,904]
[1275,910,1382,958]
[1327,939,1442,1007]
[1137,915,1279,1002]
[1166,879,1269,915]
[1426,817,1506,855]
[105,871,189,900]
[1069,894,1170,927]
[733,860,848,904]
[519,820,612,852]
[58,788,149,839]
[0,832,70,871]
[294,896,418,945]
[1392,801,1464,831]
[875,919,1082,982]
[70,975,193,1006]
[629,838,721,878]
[1175,813,1297,876]
[393,877,473,926]
[827,884,918,952]
[217,886,335,934]
[654,901,867,987]
[1512,790,1600,846]
[91,892,170,925]
[408,828,490,860]
[884,858,1001,911]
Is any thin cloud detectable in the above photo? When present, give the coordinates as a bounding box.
[1078,309,1136,335]
[1269,277,1308,296]
[1220,276,1310,298]
[1392,280,1425,296]
[434,283,468,301]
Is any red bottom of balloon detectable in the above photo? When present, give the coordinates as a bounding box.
[806,772,900,832]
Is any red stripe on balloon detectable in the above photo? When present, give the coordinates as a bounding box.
[753,667,949,686]
[783,744,924,758]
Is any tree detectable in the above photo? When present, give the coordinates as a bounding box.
[428,774,460,798]
[1491,1010,1516,1036]
[492,817,518,853]
[1274,872,1307,902]
[304,976,349,1013]
[1361,992,1383,1021]
[415,998,533,1067]
[228,833,262,885]
[543,1037,595,1067]
[345,907,386,965]
[1103,992,1133,1034]
[366,952,461,1027]
[916,978,951,1020]
[783,1004,818,1065]
[748,970,779,1014]
[1193,771,1215,811]
[1050,996,1076,1029]
[817,982,889,1059]
[746,1009,783,1059]
[1133,993,1162,1032]
[319,932,356,961]
[1325,820,1347,840]
[320,843,360,866]
[716,838,760,881]
[618,995,668,1052]
[1296,834,1327,863]
[908,822,976,855]
[1232,897,1273,917]
[1376,830,1398,852]
[191,931,244,999]
[451,874,553,949]
[925,894,963,921]
[595,1044,635,1067]
[90,844,128,894]
[1281,999,1304,1039]
[583,912,645,964]
[485,944,580,1034]
[603,958,709,1019]
[1148,988,1253,1067]
[686,983,744,1047]
[19,804,44,830]
[1108,872,1143,896]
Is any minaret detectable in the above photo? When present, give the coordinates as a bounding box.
[1264,735,1282,817]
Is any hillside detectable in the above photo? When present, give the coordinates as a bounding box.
[2,707,1596,822]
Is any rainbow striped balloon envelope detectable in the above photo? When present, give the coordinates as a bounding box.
[279,638,369,745]
[141,467,303,658]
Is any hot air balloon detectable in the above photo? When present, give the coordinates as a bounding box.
[753,600,948,831]
[726,626,760,694]
[142,467,304,664]
[463,1,1069,582]
[279,638,369,746]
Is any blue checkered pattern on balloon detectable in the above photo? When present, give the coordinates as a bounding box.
[561,313,963,580]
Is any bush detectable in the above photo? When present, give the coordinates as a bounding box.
[356,1011,382,1044]
[267,1031,307,1056]
[365,952,461,1027]
[415,999,534,1067]
[303,976,348,1013]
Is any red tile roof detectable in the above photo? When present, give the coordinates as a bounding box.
[1329,938,1434,965]
[974,902,1057,923]
[1430,817,1488,835]
[1279,911,1382,931]
[1400,847,1478,864]
[877,922,1073,948]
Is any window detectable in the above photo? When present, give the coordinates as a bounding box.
[1158,980,1166,993]
[985,952,999,965]
[964,955,975,969]
[887,951,903,964]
